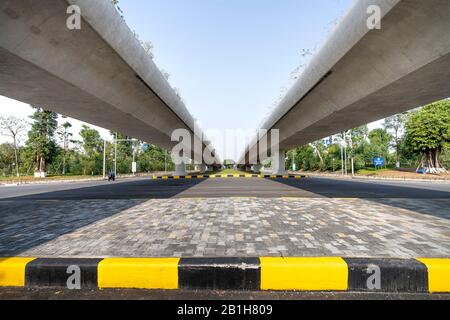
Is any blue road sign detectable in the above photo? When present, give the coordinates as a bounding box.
[372,157,385,167]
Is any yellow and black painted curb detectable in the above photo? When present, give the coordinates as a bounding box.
[0,257,449,293]
[151,174,308,180]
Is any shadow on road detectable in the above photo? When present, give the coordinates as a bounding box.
[0,178,207,201]
[0,179,206,256]
[274,177,450,219]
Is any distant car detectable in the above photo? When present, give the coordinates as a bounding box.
[416,167,430,174]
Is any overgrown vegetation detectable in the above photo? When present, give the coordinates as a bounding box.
[0,108,174,177]
[285,99,450,174]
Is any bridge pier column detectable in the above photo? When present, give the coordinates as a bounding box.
[272,150,286,175]
[173,162,187,176]
[197,163,207,174]
[252,163,262,173]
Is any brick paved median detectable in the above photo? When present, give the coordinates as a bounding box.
[1,198,449,258]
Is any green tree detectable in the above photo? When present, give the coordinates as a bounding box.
[111,132,133,174]
[311,141,326,170]
[295,145,319,171]
[57,122,73,175]
[26,108,58,174]
[138,144,172,172]
[404,99,450,173]
[80,125,104,175]
[0,116,27,177]
[80,125,103,157]
[366,128,392,166]
[384,113,407,168]
[0,143,15,176]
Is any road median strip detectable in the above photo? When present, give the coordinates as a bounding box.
[0,257,448,293]
[151,175,308,180]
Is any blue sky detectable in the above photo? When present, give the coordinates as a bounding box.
[119,0,353,131]
[2,0,384,160]
[116,0,354,158]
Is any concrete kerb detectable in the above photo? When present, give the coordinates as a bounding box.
[151,174,309,180]
[299,172,450,184]
[0,257,449,293]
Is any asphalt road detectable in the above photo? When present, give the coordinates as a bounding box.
[1,288,449,300]
[0,176,449,200]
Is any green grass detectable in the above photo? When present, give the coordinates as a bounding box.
[356,168,391,175]
[0,175,104,183]
[215,169,247,175]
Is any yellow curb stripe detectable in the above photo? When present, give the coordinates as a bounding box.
[260,257,348,291]
[417,258,450,293]
[0,257,36,287]
[98,258,180,289]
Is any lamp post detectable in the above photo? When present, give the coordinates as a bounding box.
[112,134,139,177]
[114,133,117,176]
[103,139,106,179]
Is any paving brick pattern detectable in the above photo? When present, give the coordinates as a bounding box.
[1,198,449,258]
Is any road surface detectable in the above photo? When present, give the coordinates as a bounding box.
[1,176,449,200]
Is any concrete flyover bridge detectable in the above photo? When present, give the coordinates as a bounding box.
[240,0,450,174]
[0,0,221,175]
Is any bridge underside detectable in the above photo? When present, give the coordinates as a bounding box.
[241,0,450,169]
[0,0,219,164]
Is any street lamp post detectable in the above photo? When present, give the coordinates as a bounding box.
[103,139,106,179]
[340,140,344,176]
[114,133,117,177]
[343,131,348,176]
[112,134,139,177]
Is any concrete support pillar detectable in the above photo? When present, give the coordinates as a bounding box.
[272,150,286,175]
[252,163,262,173]
[173,162,187,176]
[197,163,207,174]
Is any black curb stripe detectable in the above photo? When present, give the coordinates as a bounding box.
[25,258,103,289]
[178,257,261,290]
[15,257,437,292]
[344,258,428,293]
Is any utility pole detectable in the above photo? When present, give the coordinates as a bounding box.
[340,136,345,176]
[113,135,140,176]
[114,133,117,177]
[132,141,136,177]
[343,131,348,176]
[103,139,106,179]
[291,151,296,171]
[349,130,355,177]
[165,150,168,173]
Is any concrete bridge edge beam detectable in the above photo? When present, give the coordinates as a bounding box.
[173,162,187,176]
[272,150,286,175]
